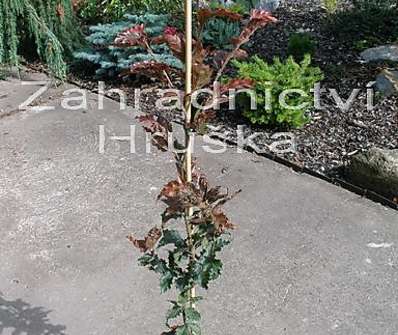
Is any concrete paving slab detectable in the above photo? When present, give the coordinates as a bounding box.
[0,76,397,335]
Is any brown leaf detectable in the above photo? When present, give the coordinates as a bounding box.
[158,180,202,213]
[192,43,213,90]
[215,189,242,207]
[137,115,171,151]
[220,78,254,94]
[162,27,185,60]
[128,227,162,252]
[250,9,278,24]
[71,0,81,11]
[197,8,213,26]
[127,61,180,83]
[212,207,235,233]
[234,49,249,60]
[197,8,242,27]
[210,49,247,69]
[206,186,223,203]
[159,180,185,199]
[56,3,65,21]
[114,24,148,47]
[192,163,209,194]
[161,325,179,335]
[139,114,171,130]
[234,10,277,46]
[193,63,213,90]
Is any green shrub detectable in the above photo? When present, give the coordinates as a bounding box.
[0,0,82,78]
[0,66,5,80]
[73,14,182,78]
[227,0,256,12]
[352,0,397,10]
[287,32,316,62]
[233,55,324,128]
[77,0,183,24]
[325,2,398,47]
[322,0,339,13]
[222,0,281,12]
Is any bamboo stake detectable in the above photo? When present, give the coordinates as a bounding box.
[185,0,192,143]
[184,0,196,307]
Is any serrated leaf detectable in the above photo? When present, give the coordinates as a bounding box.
[114,24,147,47]
[166,302,182,324]
[194,257,223,289]
[185,307,201,324]
[175,323,201,335]
[128,227,161,252]
[214,236,231,251]
[189,323,201,335]
[175,276,191,292]
[138,253,153,266]
[154,259,169,274]
[158,230,185,248]
[160,271,174,293]
[175,326,189,335]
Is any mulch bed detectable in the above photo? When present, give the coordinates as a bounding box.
[211,0,398,177]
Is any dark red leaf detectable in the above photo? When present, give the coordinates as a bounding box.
[192,43,213,90]
[250,9,278,24]
[114,24,148,47]
[198,8,242,26]
[234,10,277,46]
[152,26,185,60]
[128,227,162,252]
[128,61,179,83]
[212,207,235,233]
[220,78,254,94]
[137,115,171,151]
[158,180,202,214]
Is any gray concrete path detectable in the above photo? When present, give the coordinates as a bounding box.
[0,73,397,335]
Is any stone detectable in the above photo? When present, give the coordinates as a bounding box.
[360,44,398,63]
[346,148,398,200]
[376,69,398,96]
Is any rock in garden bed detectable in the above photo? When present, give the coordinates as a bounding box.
[376,69,398,96]
[345,148,398,200]
[361,45,398,63]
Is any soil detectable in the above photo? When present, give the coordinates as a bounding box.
[212,0,398,177]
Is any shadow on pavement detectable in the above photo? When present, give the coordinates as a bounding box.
[0,296,66,335]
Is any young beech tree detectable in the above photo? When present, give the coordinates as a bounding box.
[114,6,276,335]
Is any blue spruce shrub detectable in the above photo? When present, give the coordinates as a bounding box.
[74,14,182,77]
[203,17,241,50]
